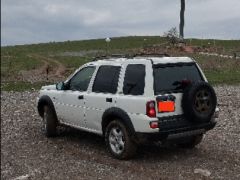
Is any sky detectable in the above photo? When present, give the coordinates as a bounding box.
[1,0,240,46]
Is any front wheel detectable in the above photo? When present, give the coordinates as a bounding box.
[42,105,57,137]
[105,120,137,159]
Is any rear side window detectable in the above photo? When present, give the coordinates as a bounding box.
[93,66,120,94]
[154,63,203,94]
[123,64,145,95]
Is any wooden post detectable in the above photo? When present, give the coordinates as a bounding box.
[46,65,49,81]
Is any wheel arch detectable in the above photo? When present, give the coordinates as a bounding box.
[102,107,135,136]
[37,95,57,118]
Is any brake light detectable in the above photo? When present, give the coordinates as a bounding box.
[146,101,156,118]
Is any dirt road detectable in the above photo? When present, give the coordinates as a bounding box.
[1,86,240,179]
[19,54,66,83]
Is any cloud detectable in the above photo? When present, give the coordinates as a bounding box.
[1,0,240,46]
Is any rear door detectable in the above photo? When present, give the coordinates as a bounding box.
[115,62,153,132]
[84,65,121,132]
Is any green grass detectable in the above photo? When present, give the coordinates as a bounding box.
[185,39,240,53]
[191,54,240,84]
[204,70,240,85]
[1,81,52,92]
[53,56,91,69]
[1,36,240,91]
[2,36,168,54]
[1,36,169,78]
[1,51,43,78]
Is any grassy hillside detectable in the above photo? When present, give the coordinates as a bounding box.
[1,36,240,91]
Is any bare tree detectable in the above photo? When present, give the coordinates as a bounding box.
[164,27,179,44]
[179,0,185,39]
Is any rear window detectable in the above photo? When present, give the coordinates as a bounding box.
[154,63,203,94]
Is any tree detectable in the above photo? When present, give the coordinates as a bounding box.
[179,0,185,39]
[164,27,179,45]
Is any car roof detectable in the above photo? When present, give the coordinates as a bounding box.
[86,57,194,66]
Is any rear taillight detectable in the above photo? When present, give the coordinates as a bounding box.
[150,121,159,129]
[146,101,156,118]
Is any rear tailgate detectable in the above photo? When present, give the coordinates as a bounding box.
[153,62,204,118]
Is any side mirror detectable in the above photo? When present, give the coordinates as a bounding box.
[56,82,65,90]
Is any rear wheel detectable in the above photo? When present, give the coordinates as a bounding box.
[42,105,57,137]
[105,120,137,159]
[177,134,203,149]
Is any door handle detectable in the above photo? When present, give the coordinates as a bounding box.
[106,98,112,102]
[78,95,84,100]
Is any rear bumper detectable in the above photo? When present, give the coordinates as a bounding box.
[158,115,216,135]
[135,115,216,142]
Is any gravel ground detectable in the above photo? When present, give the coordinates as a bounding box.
[1,86,240,180]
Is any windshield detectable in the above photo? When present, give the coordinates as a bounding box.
[154,63,203,94]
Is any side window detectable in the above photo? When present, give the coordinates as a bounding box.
[92,66,121,94]
[123,64,145,95]
[69,66,96,91]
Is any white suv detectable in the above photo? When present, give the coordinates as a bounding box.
[37,54,217,159]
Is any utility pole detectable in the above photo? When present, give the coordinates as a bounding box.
[180,0,185,39]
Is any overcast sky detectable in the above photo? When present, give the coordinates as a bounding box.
[1,0,240,46]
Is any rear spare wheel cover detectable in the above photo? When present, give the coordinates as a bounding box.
[182,82,217,122]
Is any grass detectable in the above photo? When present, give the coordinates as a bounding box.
[204,70,240,85]
[53,56,91,69]
[1,51,43,78]
[191,54,240,84]
[1,36,169,78]
[1,81,51,92]
[2,36,168,54]
[186,39,240,53]
[1,36,240,91]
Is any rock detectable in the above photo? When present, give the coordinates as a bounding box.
[13,174,30,180]
[194,168,211,177]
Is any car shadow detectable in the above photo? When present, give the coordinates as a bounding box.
[56,126,105,147]
[54,126,201,162]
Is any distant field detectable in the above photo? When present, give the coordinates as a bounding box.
[1,36,240,91]
[191,54,240,84]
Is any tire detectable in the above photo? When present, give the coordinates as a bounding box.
[105,120,137,160]
[182,82,217,122]
[177,134,204,149]
[42,105,57,137]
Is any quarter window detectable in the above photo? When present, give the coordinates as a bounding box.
[92,66,121,94]
[123,64,145,95]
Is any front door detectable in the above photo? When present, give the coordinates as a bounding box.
[54,66,96,128]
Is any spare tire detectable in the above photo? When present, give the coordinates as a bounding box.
[182,82,217,122]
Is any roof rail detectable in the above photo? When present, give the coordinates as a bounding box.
[92,54,132,61]
[92,55,107,61]
[133,52,170,57]
[92,52,170,61]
